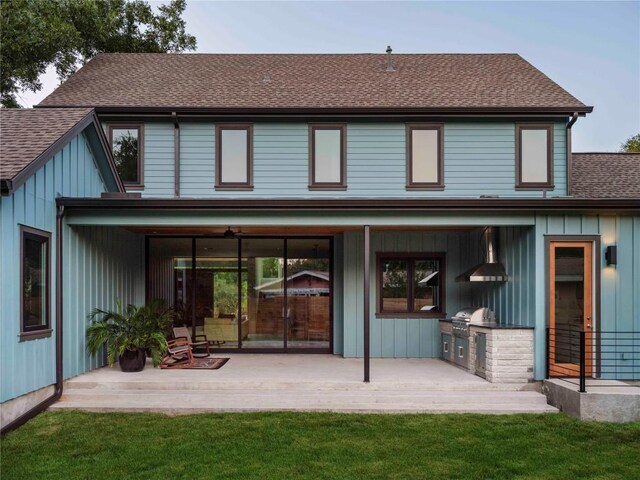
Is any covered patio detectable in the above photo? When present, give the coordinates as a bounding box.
[51,355,556,414]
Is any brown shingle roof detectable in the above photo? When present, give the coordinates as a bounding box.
[38,53,589,112]
[0,107,123,195]
[0,108,95,181]
[572,153,640,198]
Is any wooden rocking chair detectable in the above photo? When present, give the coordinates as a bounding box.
[160,338,195,369]
[173,326,210,358]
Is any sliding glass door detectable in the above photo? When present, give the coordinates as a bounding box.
[147,236,332,352]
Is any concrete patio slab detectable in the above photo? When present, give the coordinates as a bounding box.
[52,355,557,415]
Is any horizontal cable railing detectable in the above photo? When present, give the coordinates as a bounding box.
[546,326,640,393]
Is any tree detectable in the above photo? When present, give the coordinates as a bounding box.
[1,0,196,107]
[620,134,640,153]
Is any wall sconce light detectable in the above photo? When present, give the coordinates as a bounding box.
[605,245,617,266]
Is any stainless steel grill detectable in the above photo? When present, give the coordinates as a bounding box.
[450,307,495,337]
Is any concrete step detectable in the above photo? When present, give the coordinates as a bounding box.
[52,389,556,414]
[64,379,536,392]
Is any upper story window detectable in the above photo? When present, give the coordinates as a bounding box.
[216,124,253,190]
[309,124,346,190]
[108,124,143,187]
[516,123,554,189]
[406,124,444,190]
[376,253,445,318]
[21,226,51,340]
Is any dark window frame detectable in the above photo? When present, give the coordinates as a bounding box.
[515,123,554,190]
[108,123,144,189]
[309,124,347,190]
[406,123,445,190]
[20,225,52,341]
[376,252,446,318]
[215,124,254,190]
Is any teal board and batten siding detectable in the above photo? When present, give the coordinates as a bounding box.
[63,226,144,379]
[0,134,107,403]
[134,120,567,198]
[533,214,640,380]
[341,230,478,358]
[473,226,536,327]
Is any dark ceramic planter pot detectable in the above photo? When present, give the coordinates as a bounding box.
[119,349,146,372]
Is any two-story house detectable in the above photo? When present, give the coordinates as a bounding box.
[2,51,639,429]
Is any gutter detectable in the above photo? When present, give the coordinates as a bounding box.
[55,197,640,212]
[1,206,65,435]
[566,112,579,196]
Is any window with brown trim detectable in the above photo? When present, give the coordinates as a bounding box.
[406,124,444,189]
[21,226,51,339]
[216,124,253,190]
[108,124,144,187]
[516,123,554,189]
[309,124,347,190]
[376,253,445,317]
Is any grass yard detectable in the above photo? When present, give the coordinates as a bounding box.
[1,412,639,480]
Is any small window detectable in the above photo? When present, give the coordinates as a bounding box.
[376,253,445,317]
[216,125,253,189]
[21,226,51,338]
[516,123,554,189]
[309,124,346,189]
[406,124,444,189]
[109,124,143,186]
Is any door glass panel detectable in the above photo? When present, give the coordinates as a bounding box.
[286,239,331,349]
[243,239,285,349]
[554,246,584,363]
[195,239,241,349]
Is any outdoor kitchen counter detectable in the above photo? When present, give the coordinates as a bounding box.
[439,320,535,383]
[470,323,534,329]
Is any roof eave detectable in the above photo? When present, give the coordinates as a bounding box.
[36,105,594,116]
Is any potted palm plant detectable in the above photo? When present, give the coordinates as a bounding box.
[87,299,174,372]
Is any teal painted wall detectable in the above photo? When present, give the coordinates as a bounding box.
[63,226,144,379]
[0,133,107,403]
[134,119,568,198]
[341,230,478,358]
[143,123,175,197]
[532,214,640,380]
[473,226,536,327]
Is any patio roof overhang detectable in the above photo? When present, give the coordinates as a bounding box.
[57,197,640,228]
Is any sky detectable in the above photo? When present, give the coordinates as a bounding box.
[20,0,640,152]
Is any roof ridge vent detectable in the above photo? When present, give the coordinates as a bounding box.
[262,72,271,83]
[386,46,396,72]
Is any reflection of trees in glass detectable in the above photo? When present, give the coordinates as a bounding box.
[213,271,247,316]
[113,131,138,182]
[382,260,408,298]
[261,258,280,278]
[287,258,329,276]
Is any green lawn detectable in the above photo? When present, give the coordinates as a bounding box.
[2,412,639,480]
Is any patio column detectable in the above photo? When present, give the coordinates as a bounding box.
[363,225,370,382]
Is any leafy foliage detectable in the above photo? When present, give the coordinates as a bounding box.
[86,299,174,367]
[112,130,139,182]
[620,133,640,153]
[1,0,196,107]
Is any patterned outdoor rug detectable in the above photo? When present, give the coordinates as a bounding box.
[187,357,230,369]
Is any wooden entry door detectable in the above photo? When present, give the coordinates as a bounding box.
[548,241,593,377]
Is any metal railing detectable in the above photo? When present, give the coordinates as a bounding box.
[546,326,640,393]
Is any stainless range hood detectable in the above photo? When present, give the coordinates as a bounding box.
[455,227,508,282]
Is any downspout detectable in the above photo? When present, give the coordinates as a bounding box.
[173,112,180,198]
[1,205,65,435]
[566,112,579,196]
